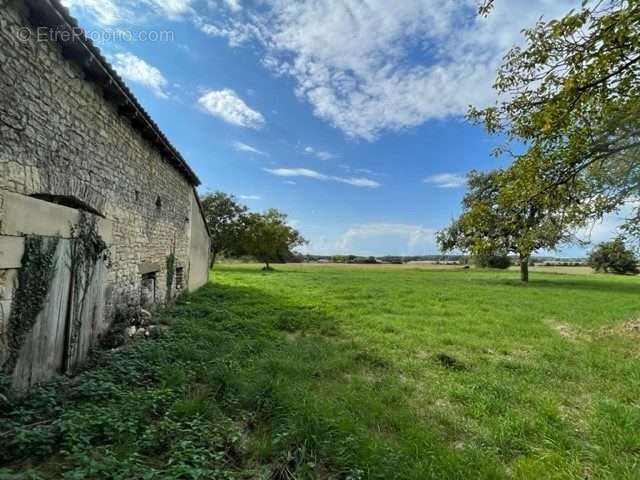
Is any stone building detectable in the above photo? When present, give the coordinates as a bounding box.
[0,0,211,389]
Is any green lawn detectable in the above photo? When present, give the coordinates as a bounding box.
[2,265,640,479]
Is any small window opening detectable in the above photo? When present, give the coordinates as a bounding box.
[135,190,140,201]
[155,195,162,211]
[175,267,184,291]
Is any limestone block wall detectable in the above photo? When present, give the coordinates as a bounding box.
[0,0,205,314]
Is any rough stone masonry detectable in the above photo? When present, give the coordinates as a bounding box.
[0,0,210,386]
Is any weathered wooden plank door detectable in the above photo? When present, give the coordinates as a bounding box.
[64,253,108,373]
[11,239,71,391]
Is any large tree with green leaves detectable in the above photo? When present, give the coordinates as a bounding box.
[239,209,306,270]
[589,238,639,274]
[437,169,583,281]
[470,0,640,242]
[200,191,248,267]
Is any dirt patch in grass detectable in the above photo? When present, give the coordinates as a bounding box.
[545,319,590,342]
[619,318,640,336]
[598,318,640,338]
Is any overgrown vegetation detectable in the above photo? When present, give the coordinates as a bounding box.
[2,265,639,479]
[2,236,59,378]
[166,245,176,305]
[67,212,109,365]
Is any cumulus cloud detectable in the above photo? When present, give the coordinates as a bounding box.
[197,21,258,47]
[265,168,380,188]
[337,224,437,255]
[233,141,269,156]
[576,200,640,245]
[198,89,265,129]
[222,0,242,12]
[202,0,576,140]
[62,0,194,24]
[423,173,467,188]
[112,52,169,98]
[304,146,334,161]
[144,0,193,19]
[61,0,125,26]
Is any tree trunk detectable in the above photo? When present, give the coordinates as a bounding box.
[520,256,529,282]
[209,250,217,269]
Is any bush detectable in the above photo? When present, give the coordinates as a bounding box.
[588,239,639,275]
[473,254,512,269]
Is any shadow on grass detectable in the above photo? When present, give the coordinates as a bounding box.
[494,276,640,296]
[169,279,490,479]
[210,265,315,277]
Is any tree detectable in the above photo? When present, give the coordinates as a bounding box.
[473,253,511,269]
[239,209,306,270]
[437,169,581,282]
[200,192,248,267]
[588,238,639,275]
[469,0,640,244]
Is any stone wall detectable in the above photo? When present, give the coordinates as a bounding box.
[189,192,211,290]
[0,0,202,312]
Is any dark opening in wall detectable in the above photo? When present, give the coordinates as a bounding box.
[30,194,104,217]
[134,190,140,202]
[155,195,162,211]
[141,272,157,305]
[175,267,184,291]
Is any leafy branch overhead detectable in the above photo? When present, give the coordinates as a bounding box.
[468,0,640,238]
[442,0,640,282]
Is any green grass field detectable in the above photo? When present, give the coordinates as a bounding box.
[2,265,640,479]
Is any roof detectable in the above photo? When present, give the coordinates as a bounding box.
[24,0,201,186]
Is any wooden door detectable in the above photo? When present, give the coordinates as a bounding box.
[11,239,71,391]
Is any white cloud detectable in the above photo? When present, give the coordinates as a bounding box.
[204,0,576,140]
[239,194,261,200]
[144,0,193,19]
[423,173,467,188]
[304,146,334,161]
[337,224,437,255]
[233,141,269,156]
[197,19,260,47]
[576,200,640,245]
[112,52,169,98]
[223,0,242,12]
[265,167,380,188]
[62,0,194,24]
[61,0,125,26]
[198,89,265,129]
[341,165,386,177]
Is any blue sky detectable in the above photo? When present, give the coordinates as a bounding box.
[62,0,629,257]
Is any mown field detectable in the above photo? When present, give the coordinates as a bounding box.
[2,265,640,479]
